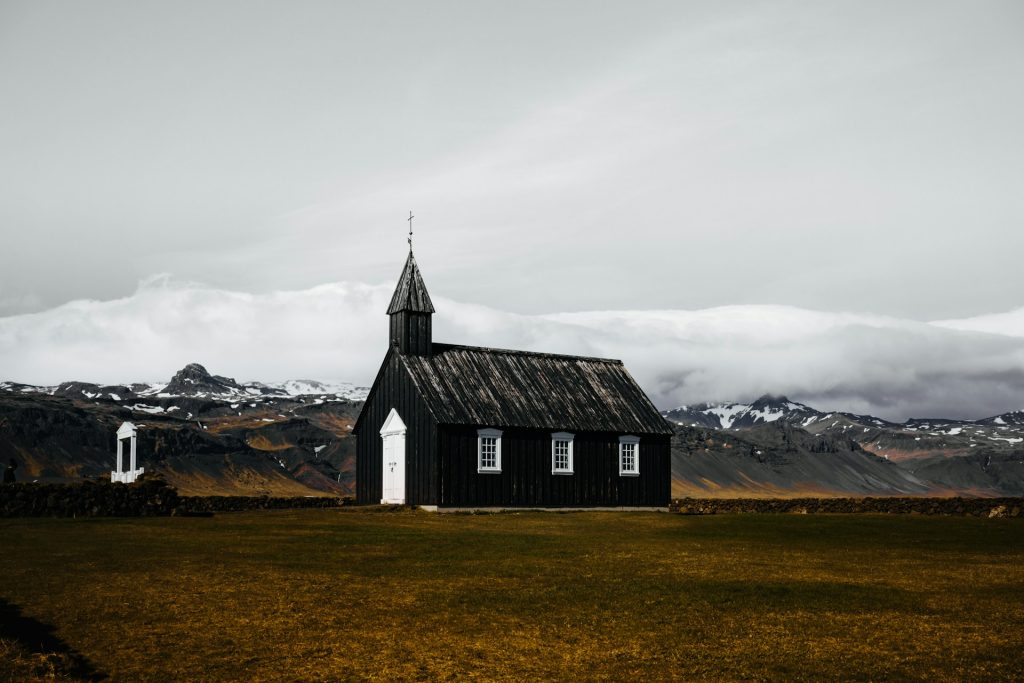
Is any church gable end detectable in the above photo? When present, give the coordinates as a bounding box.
[354,349,439,506]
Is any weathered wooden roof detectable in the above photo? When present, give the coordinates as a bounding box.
[387,251,435,314]
[399,343,673,435]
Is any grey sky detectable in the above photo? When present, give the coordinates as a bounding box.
[1,0,1023,320]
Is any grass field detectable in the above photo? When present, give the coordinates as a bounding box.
[1,510,1022,681]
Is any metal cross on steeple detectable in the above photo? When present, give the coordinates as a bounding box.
[407,211,415,251]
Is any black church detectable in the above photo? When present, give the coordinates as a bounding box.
[354,248,673,509]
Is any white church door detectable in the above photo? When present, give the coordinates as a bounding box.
[379,408,407,504]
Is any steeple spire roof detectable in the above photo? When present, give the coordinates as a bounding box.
[387,251,435,314]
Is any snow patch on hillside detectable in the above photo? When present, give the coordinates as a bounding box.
[258,379,369,401]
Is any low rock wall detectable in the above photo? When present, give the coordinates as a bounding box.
[176,495,350,513]
[0,480,178,517]
[671,497,1024,517]
[7,485,1018,518]
[0,481,352,517]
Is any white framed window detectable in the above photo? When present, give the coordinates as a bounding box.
[551,432,574,475]
[619,435,640,476]
[477,428,502,473]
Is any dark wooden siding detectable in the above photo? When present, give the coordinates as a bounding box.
[355,351,438,505]
[389,311,432,356]
[438,426,670,507]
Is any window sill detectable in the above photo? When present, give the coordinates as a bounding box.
[619,472,640,477]
[551,471,574,476]
[477,468,502,474]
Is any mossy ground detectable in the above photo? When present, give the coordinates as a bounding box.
[1,510,1022,681]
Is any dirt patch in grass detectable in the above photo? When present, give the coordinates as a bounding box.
[0,511,1022,680]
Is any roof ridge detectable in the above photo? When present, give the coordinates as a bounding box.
[432,342,623,365]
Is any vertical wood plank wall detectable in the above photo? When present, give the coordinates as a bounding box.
[389,311,432,356]
[355,352,438,505]
[438,427,670,507]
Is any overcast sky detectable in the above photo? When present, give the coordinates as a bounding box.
[2,1,1023,418]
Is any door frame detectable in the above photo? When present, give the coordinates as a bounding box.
[379,408,407,504]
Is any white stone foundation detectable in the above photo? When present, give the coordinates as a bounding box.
[111,467,145,484]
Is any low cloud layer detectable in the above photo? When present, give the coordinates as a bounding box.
[2,277,1023,421]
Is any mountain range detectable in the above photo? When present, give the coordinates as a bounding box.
[664,394,1024,458]
[665,395,1024,497]
[0,364,366,496]
[2,365,1022,498]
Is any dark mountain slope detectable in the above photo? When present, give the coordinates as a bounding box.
[672,423,933,498]
[5,366,1023,498]
[901,451,1024,497]
[0,364,362,496]
[664,394,1024,496]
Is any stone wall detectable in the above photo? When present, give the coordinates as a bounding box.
[6,483,1020,518]
[0,480,353,517]
[176,495,350,513]
[0,480,178,517]
[671,497,1024,517]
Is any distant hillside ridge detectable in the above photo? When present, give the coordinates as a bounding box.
[663,394,1023,458]
[3,368,1023,498]
[0,363,364,497]
[665,395,1024,498]
[1,361,368,420]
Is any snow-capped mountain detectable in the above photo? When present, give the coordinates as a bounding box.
[0,362,369,418]
[256,379,368,400]
[158,363,369,401]
[976,410,1024,427]
[663,395,1024,497]
[663,395,1024,461]
[663,395,821,429]
[0,363,363,497]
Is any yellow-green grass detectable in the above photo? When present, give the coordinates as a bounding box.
[1,511,1022,681]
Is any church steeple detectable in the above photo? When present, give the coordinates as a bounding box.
[387,250,434,356]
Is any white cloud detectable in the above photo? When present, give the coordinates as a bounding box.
[0,275,388,387]
[2,277,1024,421]
[932,307,1024,338]
[541,308,1024,421]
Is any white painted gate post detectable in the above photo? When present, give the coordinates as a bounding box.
[112,422,144,484]
[130,434,137,473]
